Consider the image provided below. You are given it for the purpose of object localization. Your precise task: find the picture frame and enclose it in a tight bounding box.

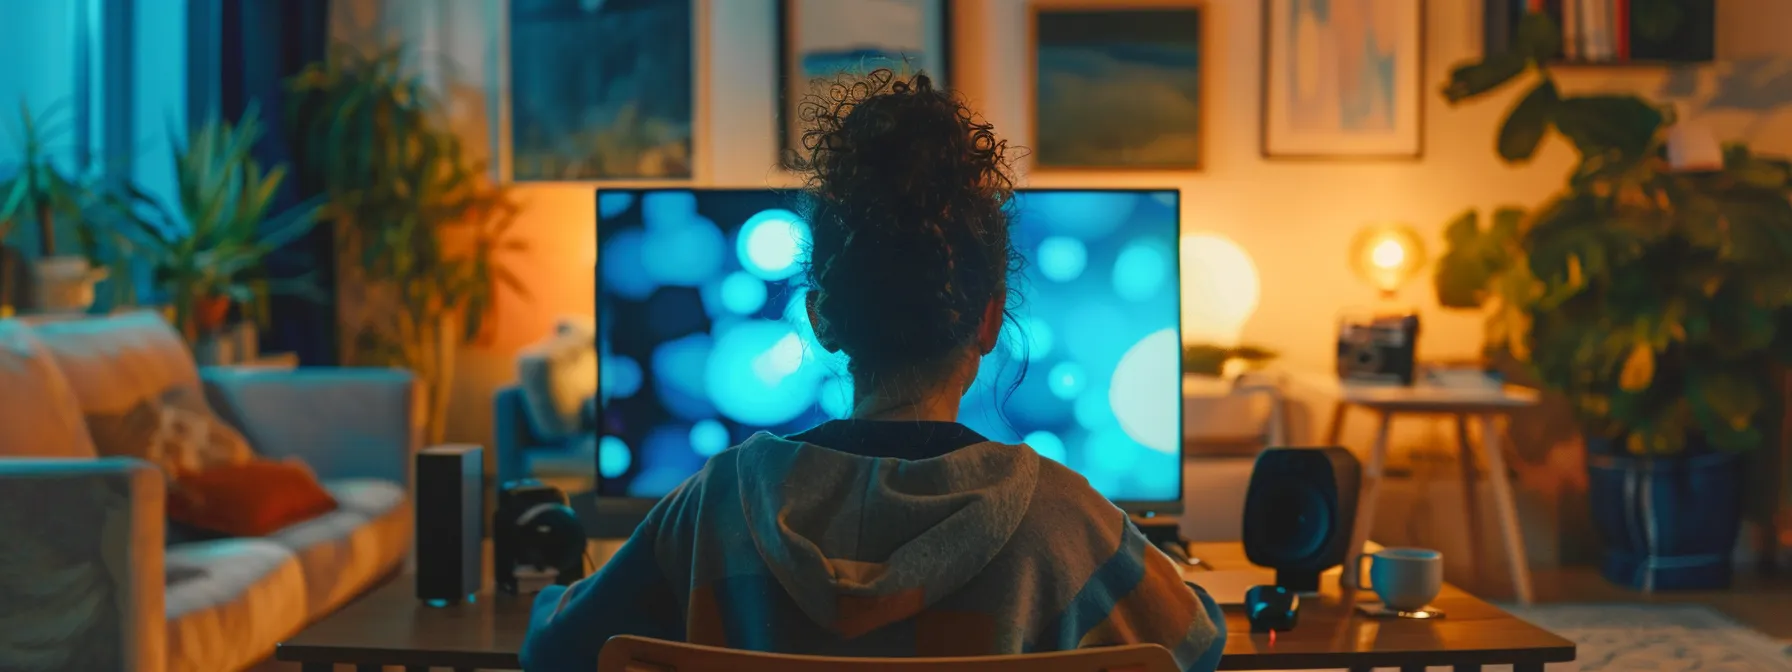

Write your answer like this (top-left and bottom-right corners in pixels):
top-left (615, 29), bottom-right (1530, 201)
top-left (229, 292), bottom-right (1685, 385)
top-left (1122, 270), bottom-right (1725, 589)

top-left (777, 0), bottom-right (953, 169)
top-left (507, 0), bottom-right (696, 182)
top-left (1027, 0), bottom-right (1206, 171)
top-left (1260, 0), bottom-right (1425, 160)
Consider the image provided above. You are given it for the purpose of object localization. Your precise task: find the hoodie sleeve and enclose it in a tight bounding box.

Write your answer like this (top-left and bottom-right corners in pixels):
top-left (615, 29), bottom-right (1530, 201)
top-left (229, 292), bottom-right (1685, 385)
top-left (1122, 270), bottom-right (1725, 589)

top-left (518, 499), bottom-right (686, 671)
top-left (1069, 519), bottom-right (1227, 672)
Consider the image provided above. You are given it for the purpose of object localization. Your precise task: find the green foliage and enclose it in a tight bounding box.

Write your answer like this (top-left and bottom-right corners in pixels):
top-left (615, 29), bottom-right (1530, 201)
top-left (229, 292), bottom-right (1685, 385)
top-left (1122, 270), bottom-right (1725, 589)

top-left (1183, 343), bottom-right (1278, 377)
top-left (117, 108), bottom-right (322, 342)
top-left (286, 47), bottom-right (527, 443)
top-left (0, 100), bottom-right (118, 262)
top-left (1434, 14), bottom-right (1792, 455)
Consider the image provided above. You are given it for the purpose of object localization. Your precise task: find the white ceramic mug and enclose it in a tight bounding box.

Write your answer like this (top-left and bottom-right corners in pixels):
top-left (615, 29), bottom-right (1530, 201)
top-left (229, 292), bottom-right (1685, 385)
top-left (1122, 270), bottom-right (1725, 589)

top-left (1353, 547), bottom-right (1442, 611)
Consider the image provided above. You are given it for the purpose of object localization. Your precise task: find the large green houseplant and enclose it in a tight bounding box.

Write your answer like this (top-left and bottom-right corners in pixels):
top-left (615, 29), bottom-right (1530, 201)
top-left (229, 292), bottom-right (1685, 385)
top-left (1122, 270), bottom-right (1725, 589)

top-left (1435, 14), bottom-right (1792, 589)
top-left (118, 108), bottom-right (322, 347)
top-left (286, 47), bottom-right (527, 444)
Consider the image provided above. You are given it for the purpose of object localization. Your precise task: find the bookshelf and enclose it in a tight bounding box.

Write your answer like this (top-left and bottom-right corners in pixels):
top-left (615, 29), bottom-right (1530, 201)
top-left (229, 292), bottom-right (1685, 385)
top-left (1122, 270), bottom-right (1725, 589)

top-left (1485, 0), bottom-right (1715, 67)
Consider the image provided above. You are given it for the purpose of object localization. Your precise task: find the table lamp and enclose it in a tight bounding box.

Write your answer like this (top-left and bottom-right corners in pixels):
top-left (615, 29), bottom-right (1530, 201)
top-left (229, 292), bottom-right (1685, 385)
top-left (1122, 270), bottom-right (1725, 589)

top-left (1348, 223), bottom-right (1427, 303)
top-left (1338, 223), bottom-right (1425, 385)
top-left (1180, 233), bottom-right (1260, 348)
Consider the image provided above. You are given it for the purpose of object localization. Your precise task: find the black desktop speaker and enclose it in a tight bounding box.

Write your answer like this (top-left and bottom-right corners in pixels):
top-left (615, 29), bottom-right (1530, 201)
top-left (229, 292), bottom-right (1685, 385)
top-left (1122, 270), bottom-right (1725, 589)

top-left (416, 445), bottom-right (484, 605)
top-left (1242, 447), bottom-right (1362, 593)
top-left (494, 479), bottom-right (587, 595)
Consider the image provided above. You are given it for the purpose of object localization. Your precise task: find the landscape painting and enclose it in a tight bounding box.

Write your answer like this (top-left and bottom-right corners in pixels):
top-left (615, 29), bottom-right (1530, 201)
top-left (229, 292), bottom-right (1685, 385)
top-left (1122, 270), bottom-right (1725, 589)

top-left (1261, 0), bottom-right (1423, 159)
top-left (780, 0), bottom-right (950, 166)
top-left (509, 0), bottom-right (693, 181)
top-left (1030, 0), bottom-right (1204, 170)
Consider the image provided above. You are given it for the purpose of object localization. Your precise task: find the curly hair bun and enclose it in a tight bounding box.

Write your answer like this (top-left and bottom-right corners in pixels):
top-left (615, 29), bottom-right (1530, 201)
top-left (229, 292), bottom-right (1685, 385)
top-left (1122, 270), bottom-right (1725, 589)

top-left (791, 69), bottom-right (1020, 381)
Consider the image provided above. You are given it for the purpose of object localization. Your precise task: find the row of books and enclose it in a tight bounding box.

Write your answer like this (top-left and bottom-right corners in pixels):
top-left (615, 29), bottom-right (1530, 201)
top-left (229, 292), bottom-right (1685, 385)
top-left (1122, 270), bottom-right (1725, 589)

top-left (1484, 0), bottom-right (1715, 65)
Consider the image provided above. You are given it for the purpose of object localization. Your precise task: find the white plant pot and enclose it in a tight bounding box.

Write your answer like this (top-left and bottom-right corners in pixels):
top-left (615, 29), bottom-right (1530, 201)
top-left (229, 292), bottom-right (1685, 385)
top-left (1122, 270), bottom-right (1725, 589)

top-left (32, 256), bottom-right (107, 315)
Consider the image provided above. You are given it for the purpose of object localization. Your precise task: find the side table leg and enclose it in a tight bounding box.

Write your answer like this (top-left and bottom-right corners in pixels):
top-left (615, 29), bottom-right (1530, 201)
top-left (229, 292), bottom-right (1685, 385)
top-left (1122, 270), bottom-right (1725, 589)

top-left (1325, 402), bottom-right (1348, 445)
top-left (1456, 414), bottom-right (1486, 590)
top-left (1343, 411), bottom-right (1392, 590)
top-left (1478, 413), bottom-right (1535, 604)
top-left (1514, 664), bottom-right (1545, 672)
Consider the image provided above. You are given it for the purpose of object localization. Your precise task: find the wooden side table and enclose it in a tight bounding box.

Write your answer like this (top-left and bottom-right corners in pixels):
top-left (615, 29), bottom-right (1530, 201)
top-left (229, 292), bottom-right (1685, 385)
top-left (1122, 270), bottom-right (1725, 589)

top-left (1316, 379), bottom-right (1541, 604)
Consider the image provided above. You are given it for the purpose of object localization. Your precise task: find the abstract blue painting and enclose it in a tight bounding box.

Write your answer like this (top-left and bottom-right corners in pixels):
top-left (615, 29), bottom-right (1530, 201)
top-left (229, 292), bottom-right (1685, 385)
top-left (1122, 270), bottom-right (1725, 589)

top-left (1262, 0), bottom-right (1423, 158)
top-left (1031, 2), bottom-right (1203, 169)
top-left (779, 0), bottom-right (950, 165)
top-left (509, 0), bottom-right (693, 181)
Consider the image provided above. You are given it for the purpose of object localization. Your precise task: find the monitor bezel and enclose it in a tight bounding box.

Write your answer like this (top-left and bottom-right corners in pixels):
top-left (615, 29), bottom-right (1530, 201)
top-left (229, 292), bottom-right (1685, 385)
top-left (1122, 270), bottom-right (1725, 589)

top-left (588, 187), bottom-right (1186, 535)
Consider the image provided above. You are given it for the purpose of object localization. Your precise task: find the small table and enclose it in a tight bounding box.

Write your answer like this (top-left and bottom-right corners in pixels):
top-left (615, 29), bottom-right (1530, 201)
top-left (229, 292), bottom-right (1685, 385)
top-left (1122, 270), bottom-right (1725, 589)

top-left (277, 540), bottom-right (1573, 671)
top-left (1311, 377), bottom-right (1542, 604)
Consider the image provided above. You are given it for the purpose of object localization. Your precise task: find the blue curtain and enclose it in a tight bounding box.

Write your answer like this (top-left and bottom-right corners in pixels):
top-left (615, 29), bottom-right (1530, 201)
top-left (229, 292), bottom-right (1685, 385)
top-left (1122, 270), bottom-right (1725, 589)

top-left (217, 0), bottom-right (336, 365)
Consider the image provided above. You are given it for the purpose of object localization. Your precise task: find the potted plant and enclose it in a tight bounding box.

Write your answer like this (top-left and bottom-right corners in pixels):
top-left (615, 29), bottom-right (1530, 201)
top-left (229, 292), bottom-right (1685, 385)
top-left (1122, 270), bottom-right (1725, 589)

top-left (287, 47), bottom-right (527, 444)
top-left (119, 108), bottom-right (322, 354)
top-left (1182, 343), bottom-right (1278, 378)
top-left (0, 101), bottom-right (117, 314)
top-left (1435, 14), bottom-right (1792, 589)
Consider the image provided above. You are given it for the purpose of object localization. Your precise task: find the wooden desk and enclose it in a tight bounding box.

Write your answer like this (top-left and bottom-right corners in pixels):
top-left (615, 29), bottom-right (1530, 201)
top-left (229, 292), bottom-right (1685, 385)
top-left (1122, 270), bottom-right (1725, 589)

top-left (277, 540), bottom-right (1572, 671)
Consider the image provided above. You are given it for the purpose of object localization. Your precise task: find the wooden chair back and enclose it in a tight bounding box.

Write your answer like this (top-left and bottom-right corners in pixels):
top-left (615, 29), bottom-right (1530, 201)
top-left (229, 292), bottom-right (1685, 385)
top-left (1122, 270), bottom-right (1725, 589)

top-left (596, 636), bottom-right (1179, 672)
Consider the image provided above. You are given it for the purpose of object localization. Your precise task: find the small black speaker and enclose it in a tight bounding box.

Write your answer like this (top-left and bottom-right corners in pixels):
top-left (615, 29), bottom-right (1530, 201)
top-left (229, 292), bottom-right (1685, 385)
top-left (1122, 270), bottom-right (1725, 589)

top-left (416, 444), bottom-right (484, 605)
top-left (1243, 447), bottom-right (1361, 593)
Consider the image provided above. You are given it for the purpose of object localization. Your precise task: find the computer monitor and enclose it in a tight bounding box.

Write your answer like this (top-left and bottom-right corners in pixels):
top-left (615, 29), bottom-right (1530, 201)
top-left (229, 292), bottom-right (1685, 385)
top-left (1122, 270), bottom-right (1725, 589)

top-left (595, 188), bottom-right (1182, 524)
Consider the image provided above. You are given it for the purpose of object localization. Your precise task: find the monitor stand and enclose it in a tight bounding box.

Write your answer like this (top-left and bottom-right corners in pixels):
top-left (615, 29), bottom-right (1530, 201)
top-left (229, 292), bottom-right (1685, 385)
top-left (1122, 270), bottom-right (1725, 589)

top-left (1132, 514), bottom-right (1206, 569)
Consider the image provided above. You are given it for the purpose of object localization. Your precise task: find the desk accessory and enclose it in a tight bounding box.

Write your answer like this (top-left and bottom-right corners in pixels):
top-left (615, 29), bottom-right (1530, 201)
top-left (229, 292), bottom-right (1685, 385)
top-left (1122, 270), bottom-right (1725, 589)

top-left (1244, 585), bottom-right (1300, 632)
top-left (1336, 311), bottom-right (1420, 385)
top-left (1243, 447), bottom-right (1362, 592)
top-left (494, 479), bottom-right (587, 595)
top-left (416, 445), bottom-right (483, 605)
top-left (1352, 547), bottom-right (1443, 612)
top-left (1356, 603), bottom-right (1446, 619)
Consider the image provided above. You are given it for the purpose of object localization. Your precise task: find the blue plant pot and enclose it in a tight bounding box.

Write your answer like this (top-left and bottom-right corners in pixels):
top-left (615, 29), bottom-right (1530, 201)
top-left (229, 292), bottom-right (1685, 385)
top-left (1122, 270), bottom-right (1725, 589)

top-left (1586, 439), bottom-right (1743, 591)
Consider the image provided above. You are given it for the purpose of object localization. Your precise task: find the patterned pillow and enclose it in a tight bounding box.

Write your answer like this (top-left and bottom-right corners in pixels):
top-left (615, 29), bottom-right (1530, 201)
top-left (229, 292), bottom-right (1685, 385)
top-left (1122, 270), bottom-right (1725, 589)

top-left (516, 318), bottom-right (598, 441)
top-left (84, 386), bottom-right (253, 479)
top-left (30, 311), bottom-right (255, 478)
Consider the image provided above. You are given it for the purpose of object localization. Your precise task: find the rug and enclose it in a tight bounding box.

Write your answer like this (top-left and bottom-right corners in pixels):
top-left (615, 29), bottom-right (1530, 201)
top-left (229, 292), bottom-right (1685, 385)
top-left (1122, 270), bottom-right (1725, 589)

top-left (1399, 604), bottom-right (1792, 671)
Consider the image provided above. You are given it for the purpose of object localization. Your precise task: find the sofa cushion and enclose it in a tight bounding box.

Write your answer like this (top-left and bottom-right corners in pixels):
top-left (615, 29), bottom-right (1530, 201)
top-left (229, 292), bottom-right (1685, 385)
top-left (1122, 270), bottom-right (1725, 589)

top-left (267, 478), bottom-right (412, 618)
top-left (516, 317), bottom-right (598, 441)
top-left (0, 319), bottom-right (98, 458)
top-left (30, 312), bottom-right (253, 475)
top-left (165, 538), bottom-right (306, 672)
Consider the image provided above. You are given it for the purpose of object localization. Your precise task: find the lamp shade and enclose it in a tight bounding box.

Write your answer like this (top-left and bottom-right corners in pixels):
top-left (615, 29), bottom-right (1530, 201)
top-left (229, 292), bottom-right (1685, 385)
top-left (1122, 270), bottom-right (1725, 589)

top-left (1349, 223), bottom-right (1426, 295)
top-left (1181, 233), bottom-right (1260, 347)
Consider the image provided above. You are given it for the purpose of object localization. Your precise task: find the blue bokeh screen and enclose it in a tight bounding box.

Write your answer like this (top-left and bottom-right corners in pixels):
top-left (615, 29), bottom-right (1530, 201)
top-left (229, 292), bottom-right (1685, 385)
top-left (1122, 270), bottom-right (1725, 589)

top-left (597, 189), bottom-right (1182, 503)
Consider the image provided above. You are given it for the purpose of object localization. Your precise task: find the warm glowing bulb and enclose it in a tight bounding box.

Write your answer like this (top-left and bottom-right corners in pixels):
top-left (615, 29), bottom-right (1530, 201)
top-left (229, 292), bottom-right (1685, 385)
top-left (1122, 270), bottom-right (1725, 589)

top-left (1350, 224), bottom-right (1426, 295)
top-left (1180, 233), bottom-right (1260, 347)
top-left (1370, 239), bottom-right (1406, 270)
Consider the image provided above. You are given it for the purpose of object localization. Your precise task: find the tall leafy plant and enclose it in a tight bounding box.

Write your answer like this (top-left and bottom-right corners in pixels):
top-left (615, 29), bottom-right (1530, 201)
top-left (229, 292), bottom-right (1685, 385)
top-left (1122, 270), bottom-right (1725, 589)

top-left (0, 101), bottom-right (115, 262)
top-left (1435, 14), bottom-right (1792, 455)
top-left (119, 109), bottom-right (322, 343)
top-left (287, 47), bottom-right (527, 444)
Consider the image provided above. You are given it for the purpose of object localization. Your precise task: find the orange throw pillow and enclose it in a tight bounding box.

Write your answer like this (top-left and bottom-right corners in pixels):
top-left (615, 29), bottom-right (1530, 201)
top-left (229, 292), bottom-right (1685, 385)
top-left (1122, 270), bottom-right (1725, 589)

top-left (168, 459), bottom-right (339, 537)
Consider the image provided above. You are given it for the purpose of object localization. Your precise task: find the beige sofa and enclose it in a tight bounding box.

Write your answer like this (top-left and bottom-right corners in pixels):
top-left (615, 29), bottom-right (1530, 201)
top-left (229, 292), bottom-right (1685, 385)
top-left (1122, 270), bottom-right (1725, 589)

top-left (0, 312), bottom-right (415, 672)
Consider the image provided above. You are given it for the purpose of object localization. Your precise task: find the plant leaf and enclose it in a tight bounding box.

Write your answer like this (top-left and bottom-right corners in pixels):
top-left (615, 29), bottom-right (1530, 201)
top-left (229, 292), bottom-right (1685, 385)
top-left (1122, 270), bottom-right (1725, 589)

top-left (1443, 54), bottom-right (1530, 105)
top-left (1499, 79), bottom-right (1559, 162)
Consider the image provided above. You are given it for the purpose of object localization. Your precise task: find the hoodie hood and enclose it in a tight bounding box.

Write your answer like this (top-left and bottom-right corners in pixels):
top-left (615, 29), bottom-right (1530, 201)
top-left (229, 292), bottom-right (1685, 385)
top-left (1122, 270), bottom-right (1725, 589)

top-left (733, 432), bottom-right (1039, 639)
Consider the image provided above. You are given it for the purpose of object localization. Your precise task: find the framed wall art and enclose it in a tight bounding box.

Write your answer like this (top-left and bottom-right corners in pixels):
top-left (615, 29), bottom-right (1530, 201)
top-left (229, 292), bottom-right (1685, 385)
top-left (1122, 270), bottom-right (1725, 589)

top-left (1261, 0), bottom-right (1425, 160)
top-left (778, 0), bottom-right (952, 167)
top-left (1028, 0), bottom-right (1205, 171)
top-left (508, 0), bottom-right (694, 181)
